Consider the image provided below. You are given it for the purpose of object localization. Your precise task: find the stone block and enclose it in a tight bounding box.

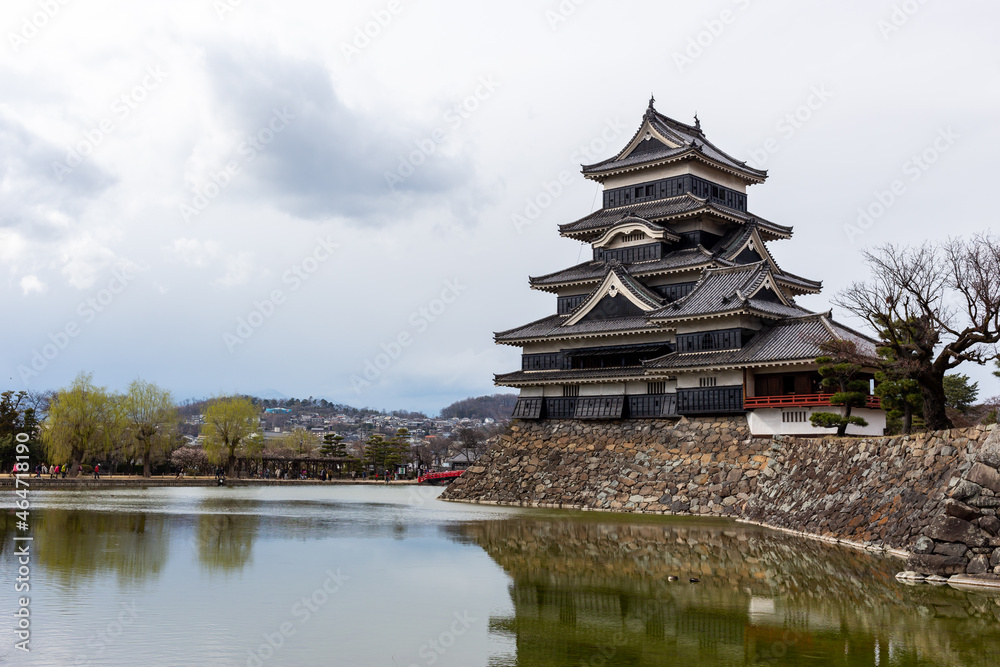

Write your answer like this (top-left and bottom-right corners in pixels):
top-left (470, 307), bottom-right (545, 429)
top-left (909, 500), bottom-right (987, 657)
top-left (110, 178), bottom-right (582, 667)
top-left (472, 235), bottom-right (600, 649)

top-left (944, 499), bottom-right (981, 521)
top-left (925, 515), bottom-right (990, 547)
top-left (950, 478), bottom-right (983, 501)
top-left (992, 549), bottom-right (1000, 569)
top-left (912, 536), bottom-right (934, 554)
top-left (933, 542), bottom-right (968, 558)
top-left (978, 427), bottom-right (1000, 468)
top-left (980, 515), bottom-right (1000, 537)
top-left (906, 553), bottom-right (968, 576)
top-left (967, 554), bottom-right (991, 575)
top-left (967, 462), bottom-right (1000, 495)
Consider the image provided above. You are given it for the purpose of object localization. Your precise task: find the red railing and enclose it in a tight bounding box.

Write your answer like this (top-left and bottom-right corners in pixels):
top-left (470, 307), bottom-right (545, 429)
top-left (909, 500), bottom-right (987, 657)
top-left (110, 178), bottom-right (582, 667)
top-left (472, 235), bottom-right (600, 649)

top-left (417, 470), bottom-right (464, 484)
top-left (743, 393), bottom-right (881, 410)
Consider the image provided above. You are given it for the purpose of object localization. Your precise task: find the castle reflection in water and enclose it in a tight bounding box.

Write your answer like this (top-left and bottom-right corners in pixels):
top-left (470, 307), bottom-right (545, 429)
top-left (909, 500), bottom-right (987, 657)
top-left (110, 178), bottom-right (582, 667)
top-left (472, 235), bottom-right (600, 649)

top-left (457, 516), bottom-right (1000, 667)
top-left (4, 498), bottom-right (1000, 666)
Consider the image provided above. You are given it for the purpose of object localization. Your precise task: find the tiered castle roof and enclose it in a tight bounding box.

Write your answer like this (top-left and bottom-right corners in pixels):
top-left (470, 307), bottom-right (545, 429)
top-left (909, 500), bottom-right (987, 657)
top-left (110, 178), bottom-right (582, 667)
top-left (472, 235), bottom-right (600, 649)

top-left (494, 99), bottom-right (876, 390)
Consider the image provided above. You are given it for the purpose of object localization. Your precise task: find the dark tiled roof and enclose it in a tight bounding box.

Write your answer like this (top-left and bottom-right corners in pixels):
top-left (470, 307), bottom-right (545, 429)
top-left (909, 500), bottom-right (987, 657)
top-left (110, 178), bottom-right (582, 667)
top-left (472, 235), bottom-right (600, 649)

top-left (649, 263), bottom-right (811, 322)
top-left (581, 104), bottom-right (767, 183)
top-left (495, 367), bottom-right (653, 386)
top-left (774, 271), bottom-right (823, 292)
top-left (559, 196), bottom-right (792, 241)
top-left (559, 194), bottom-right (706, 235)
top-left (530, 248), bottom-right (714, 288)
top-left (643, 314), bottom-right (878, 370)
top-left (561, 263), bottom-right (664, 322)
top-left (495, 314), bottom-right (662, 344)
top-left (610, 263), bottom-right (664, 309)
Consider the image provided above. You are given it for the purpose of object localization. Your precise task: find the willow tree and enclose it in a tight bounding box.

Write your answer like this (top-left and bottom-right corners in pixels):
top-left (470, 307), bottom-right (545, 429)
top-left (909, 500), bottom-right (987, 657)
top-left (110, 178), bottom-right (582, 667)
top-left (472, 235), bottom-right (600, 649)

top-left (835, 234), bottom-right (1000, 430)
top-left (201, 396), bottom-right (261, 477)
top-left (43, 373), bottom-right (121, 476)
top-left (123, 379), bottom-right (179, 477)
top-left (284, 428), bottom-right (320, 456)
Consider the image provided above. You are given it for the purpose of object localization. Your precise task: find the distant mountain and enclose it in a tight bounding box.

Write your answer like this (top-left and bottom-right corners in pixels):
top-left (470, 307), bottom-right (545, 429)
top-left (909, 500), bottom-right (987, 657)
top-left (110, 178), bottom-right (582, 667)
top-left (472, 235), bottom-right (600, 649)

top-left (439, 394), bottom-right (518, 421)
top-left (253, 388), bottom-right (290, 400)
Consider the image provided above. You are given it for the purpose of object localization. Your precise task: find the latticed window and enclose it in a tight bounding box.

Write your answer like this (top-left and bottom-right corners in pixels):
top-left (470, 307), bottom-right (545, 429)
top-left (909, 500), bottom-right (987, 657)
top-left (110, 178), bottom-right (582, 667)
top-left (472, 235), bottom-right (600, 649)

top-left (562, 385), bottom-right (579, 397)
top-left (647, 381), bottom-right (666, 395)
top-left (699, 377), bottom-right (718, 388)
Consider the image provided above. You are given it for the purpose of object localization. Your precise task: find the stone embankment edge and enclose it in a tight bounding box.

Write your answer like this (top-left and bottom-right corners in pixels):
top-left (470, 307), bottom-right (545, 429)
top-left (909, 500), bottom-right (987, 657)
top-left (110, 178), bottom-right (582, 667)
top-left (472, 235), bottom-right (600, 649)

top-left (442, 496), bottom-right (910, 560)
top-left (443, 419), bottom-right (1000, 589)
top-left (0, 478), bottom-right (416, 489)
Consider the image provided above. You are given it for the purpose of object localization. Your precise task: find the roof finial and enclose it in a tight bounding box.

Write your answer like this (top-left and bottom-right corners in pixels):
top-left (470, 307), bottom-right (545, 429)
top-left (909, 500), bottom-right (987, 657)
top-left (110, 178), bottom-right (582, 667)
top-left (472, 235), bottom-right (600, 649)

top-left (648, 94), bottom-right (655, 109)
top-left (694, 112), bottom-right (701, 131)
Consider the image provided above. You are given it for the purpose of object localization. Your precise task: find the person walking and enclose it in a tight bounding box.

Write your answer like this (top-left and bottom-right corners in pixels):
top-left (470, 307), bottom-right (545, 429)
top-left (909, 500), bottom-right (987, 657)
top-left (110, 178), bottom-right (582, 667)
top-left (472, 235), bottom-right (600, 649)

top-left (93, 463), bottom-right (100, 480)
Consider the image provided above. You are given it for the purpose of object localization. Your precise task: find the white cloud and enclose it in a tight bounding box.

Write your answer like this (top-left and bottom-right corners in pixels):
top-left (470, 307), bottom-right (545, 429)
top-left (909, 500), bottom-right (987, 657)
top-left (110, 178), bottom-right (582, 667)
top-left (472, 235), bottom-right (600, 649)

top-left (0, 0), bottom-right (998, 410)
top-left (169, 237), bottom-right (220, 268)
top-left (57, 236), bottom-right (118, 289)
top-left (215, 251), bottom-right (254, 288)
top-left (19, 274), bottom-right (46, 295)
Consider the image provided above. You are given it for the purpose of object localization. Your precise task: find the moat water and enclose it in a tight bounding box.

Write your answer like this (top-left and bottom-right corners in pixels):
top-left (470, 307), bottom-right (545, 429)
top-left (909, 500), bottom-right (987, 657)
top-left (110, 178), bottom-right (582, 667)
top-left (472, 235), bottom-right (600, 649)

top-left (2, 486), bottom-right (998, 666)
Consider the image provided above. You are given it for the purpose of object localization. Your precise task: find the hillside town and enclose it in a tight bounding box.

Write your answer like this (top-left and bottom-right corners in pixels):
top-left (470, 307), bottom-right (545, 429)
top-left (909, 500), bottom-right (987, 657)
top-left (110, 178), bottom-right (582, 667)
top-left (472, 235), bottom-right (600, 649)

top-left (177, 399), bottom-right (507, 475)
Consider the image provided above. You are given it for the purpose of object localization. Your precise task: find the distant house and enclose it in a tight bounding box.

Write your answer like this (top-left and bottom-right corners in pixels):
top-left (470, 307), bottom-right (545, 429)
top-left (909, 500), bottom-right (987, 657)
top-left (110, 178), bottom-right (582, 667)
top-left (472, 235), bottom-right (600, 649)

top-left (445, 452), bottom-right (476, 471)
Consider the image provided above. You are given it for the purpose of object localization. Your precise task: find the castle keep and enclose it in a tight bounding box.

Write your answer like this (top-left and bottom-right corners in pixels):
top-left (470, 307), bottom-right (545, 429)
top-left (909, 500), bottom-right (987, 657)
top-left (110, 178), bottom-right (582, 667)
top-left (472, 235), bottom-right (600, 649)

top-left (497, 99), bottom-right (885, 436)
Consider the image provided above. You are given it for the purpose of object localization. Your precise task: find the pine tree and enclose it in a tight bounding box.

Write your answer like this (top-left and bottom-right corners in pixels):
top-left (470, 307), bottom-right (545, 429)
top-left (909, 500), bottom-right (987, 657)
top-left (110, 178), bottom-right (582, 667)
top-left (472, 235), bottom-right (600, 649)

top-left (809, 340), bottom-right (871, 437)
top-left (943, 374), bottom-right (979, 414)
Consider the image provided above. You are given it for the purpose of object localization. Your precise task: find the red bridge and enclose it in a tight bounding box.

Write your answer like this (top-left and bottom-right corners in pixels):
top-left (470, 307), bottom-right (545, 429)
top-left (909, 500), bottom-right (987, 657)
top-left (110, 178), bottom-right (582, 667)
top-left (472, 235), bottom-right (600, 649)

top-left (417, 470), bottom-right (464, 485)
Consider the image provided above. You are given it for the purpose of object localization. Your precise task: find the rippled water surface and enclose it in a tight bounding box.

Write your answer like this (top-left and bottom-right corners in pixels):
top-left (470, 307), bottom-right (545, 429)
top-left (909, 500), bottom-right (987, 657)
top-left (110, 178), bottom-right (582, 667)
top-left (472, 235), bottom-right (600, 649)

top-left (2, 485), bottom-right (998, 666)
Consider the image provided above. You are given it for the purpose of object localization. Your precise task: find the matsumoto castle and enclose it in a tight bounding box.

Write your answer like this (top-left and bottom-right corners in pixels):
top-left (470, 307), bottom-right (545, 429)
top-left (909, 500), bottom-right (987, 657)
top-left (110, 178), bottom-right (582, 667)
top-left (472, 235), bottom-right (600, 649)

top-left (497, 99), bottom-right (885, 437)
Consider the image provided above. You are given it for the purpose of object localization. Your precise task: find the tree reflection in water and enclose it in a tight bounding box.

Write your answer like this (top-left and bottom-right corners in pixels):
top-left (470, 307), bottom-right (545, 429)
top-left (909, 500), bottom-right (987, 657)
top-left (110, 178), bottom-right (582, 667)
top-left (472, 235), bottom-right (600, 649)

top-left (194, 498), bottom-right (260, 572)
top-left (1, 509), bottom-right (169, 586)
top-left (458, 515), bottom-right (1000, 667)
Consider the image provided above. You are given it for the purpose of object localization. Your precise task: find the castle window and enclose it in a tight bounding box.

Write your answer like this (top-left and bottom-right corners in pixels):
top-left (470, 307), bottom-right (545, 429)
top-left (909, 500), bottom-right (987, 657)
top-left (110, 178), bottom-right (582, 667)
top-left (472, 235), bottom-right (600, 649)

top-left (699, 377), bottom-right (718, 388)
top-left (563, 385), bottom-right (579, 397)
top-left (782, 411), bottom-right (807, 423)
top-left (647, 381), bottom-right (666, 395)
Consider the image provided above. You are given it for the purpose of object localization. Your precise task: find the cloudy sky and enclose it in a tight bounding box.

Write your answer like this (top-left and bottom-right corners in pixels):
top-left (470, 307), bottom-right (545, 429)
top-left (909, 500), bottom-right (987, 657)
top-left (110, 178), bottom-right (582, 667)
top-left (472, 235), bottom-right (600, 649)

top-left (2, 0), bottom-right (999, 413)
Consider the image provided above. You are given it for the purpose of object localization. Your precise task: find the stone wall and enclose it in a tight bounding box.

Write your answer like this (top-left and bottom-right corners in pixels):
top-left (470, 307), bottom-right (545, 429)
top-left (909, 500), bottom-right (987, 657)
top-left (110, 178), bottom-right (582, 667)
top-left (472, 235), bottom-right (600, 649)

top-left (902, 428), bottom-right (1000, 580)
top-left (444, 417), bottom-right (772, 517)
top-left (443, 417), bottom-right (998, 579)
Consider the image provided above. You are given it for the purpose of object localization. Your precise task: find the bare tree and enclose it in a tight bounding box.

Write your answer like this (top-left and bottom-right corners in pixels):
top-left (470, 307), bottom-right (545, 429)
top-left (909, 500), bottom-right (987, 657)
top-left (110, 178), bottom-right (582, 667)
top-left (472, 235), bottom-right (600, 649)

top-left (454, 427), bottom-right (489, 464)
top-left (835, 233), bottom-right (1000, 430)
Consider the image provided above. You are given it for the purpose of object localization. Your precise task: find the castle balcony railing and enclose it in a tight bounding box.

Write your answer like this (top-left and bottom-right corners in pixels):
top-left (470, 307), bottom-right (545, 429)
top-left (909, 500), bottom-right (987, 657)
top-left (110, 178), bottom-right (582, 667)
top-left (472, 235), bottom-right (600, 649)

top-left (743, 393), bottom-right (881, 410)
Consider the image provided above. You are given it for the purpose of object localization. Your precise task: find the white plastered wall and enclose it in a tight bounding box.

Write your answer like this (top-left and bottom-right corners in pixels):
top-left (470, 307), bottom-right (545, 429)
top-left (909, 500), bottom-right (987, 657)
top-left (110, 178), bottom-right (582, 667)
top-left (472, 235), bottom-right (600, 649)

top-left (747, 407), bottom-right (886, 437)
